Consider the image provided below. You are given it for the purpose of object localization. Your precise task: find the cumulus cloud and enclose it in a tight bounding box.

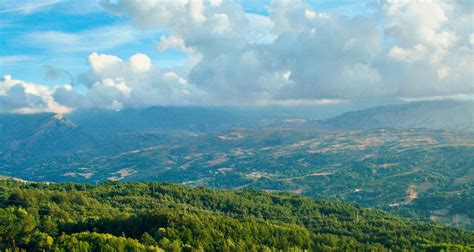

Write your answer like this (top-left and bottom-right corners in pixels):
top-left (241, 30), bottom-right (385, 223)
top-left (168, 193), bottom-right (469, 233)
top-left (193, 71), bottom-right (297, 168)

top-left (388, 44), bottom-right (428, 63)
top-left (2, 0), bottom-right (473, 113)
top-left (99, 0), bottom-right (473, 104)
top-left (128, 54), bottom-right (152, 73)
top-left (53, 52), bottom-right (203, 110)
top-left (156, 35), bottom-right (190, 52)
top-left (88, 52), bottom-right (124, 77)
top-left (0, 75), bottom-right (70, 113)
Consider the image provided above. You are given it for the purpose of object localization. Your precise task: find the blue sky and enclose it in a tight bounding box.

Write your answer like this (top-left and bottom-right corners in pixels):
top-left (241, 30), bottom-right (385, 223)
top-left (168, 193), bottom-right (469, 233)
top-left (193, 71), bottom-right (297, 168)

top-left (0, 0), bottom-right (373, 86)
top-left (0, 0), bottom-right (471, 113)
top-left (1, 0), bottom-right (182, 84)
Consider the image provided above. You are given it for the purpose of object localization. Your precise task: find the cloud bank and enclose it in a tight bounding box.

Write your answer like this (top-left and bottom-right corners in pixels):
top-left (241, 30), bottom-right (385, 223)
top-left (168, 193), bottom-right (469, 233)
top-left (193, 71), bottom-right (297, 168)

top-left (1, 0), bottom-right (473, 113)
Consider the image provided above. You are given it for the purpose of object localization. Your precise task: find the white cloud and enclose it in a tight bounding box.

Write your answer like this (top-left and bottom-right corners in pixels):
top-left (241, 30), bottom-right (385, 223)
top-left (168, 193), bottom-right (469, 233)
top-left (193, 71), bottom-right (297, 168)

top-left (209, 0), bottom-right (222, 7)
top-left (269, 0), bottom-right (313, 34)
top-left (304, 10), bottom-right (316, 20)
top-left (342, 64), bottom-right (380, 84)
top-left (89, 52), bottom-right (123, 75)
top-left (3, 0), bottom-right (473, 113)
top-left (108, 100), bottom-right (124, 111)
top-left (53, 52), bottom-right (204, 110)
top-left (383, 0), bottom-right (448, 44)
top-left (212, 13), bottom-right (230, 34)
top-left (20, 24), bottom-right (154, 53)
top-left (437, 66), bottom-right (449, 80)
top-left (0, 75), bottom-right (71, 113)
top-left (245, 13), bottom-right (276, 44)
top-left (0, 55), bottom-right (33, 65)
top-left (0, 0), bottom-right (60, 14)
top-left (190, 0), bottom-right (206, 23)
top-left (101, 0), bottom-right (191, 29)
top-left (388, 44), bottom-right (428, 63)
top-left (256, 98), bottom-right (345, 107)
top-left (128, 54), bottom-right (151, 73)
top-left (382, 0), bottom-right (459, 64)
top-left (156, 35), bottom-right (189, 52)
top-left (66, 0), bottom-right (474, 106)
top-left (100, 78), bottom-right (131, 97)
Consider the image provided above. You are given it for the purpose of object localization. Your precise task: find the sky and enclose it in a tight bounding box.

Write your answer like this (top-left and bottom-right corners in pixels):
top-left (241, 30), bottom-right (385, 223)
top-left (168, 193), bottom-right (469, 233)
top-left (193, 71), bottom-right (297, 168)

top-left (0, 0), bottom-right (472, 113)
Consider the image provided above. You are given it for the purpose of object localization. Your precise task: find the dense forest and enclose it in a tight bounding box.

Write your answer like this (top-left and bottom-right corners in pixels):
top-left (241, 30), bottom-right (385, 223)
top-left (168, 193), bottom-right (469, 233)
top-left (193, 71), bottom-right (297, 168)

top-left (0, 180), bottom-right (472, 251)
top-left (2, 109), bottom-right (473, 229)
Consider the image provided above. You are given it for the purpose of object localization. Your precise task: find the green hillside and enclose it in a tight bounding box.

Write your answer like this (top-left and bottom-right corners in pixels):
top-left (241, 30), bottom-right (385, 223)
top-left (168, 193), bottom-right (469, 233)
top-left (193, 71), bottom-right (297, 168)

top-left (0, 180), bottom-right (472, 251)
top-left (4, 126), bottom-right (472, 230)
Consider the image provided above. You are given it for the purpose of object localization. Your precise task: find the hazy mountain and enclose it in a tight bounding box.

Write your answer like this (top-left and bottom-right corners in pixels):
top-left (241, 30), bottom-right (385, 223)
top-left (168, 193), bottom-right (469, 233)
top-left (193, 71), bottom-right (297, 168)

top-left (0, 113), bottom-right (97, 160)
top-left (0, 100), bottom-right (470, 160)
top-left (0, 101), bottom-right (473, 229)
top-left (66, 101), bottom-right (406, 134)
top-left (321, 100), bottom-right (474, 130)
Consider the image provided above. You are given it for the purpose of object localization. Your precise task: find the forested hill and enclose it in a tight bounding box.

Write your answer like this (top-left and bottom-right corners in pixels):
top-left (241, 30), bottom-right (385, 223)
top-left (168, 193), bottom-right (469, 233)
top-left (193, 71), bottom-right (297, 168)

top-left (321, 100), bottom-right (473, 130)
top-left (0, 180), bottom-right (472, 251)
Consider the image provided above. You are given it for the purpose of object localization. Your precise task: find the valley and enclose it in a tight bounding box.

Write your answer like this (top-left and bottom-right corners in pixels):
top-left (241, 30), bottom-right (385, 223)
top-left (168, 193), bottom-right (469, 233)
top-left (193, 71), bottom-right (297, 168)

top-left (1, 102), bottom-right (473, 230)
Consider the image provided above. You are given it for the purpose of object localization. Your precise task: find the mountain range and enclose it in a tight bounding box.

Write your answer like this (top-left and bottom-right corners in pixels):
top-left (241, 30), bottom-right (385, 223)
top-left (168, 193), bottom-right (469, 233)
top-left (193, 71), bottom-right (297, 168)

top-left (322, 100), bottom-right (473, 130)
top-left (1, 100), bottom-right (472, 141)
top-left (0, 100), bottom-right (473, 230)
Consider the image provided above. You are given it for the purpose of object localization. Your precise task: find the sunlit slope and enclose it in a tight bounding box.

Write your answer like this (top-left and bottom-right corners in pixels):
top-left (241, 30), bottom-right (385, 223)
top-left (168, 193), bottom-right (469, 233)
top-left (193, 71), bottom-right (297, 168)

top-left (0, 180), bottom-right (472, 251)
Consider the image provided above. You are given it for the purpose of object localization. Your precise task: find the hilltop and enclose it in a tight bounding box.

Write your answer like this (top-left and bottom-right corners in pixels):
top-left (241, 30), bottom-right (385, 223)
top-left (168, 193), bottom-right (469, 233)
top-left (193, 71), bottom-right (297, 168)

top-left (0, 180), bottom-right (472, 251)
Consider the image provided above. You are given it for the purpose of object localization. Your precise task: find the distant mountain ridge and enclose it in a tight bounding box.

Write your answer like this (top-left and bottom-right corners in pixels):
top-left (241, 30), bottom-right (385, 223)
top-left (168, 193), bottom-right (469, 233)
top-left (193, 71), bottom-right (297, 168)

top-left (0, 100), bottom-right (472, 158)
top-left (321, 100), bottom-right (473, 130)
top-left (0, 100), bottom-right (473, 229)
top-left (0, 113), bottom-right (97, 161)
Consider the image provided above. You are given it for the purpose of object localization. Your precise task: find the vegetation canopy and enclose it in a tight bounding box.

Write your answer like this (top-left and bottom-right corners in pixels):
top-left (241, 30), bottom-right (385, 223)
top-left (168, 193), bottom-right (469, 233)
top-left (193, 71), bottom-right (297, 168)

top-left (0, 180), bottom-right (472, 251)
